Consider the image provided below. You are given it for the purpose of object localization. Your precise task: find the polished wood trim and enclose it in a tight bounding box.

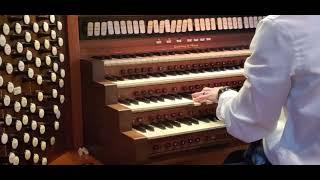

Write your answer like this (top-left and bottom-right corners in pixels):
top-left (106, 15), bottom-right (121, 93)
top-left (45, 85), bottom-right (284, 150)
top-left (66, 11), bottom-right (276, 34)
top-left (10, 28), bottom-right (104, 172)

top-left (66, 15), bottom-right (83, 149)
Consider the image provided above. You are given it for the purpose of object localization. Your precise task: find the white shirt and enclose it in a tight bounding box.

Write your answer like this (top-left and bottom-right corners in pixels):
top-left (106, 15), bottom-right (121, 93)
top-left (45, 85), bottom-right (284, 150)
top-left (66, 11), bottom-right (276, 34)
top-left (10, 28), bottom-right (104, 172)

top-left (216, 15), bottom-right (320, 165)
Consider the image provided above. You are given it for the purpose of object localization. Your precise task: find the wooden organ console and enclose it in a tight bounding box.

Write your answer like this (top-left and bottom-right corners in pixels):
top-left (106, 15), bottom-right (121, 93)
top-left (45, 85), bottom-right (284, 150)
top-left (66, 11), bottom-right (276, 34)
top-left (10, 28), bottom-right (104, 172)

top-left (0, 15), bottom-right (72, 165)
top-left (80, 15), bottom-right (265, 164)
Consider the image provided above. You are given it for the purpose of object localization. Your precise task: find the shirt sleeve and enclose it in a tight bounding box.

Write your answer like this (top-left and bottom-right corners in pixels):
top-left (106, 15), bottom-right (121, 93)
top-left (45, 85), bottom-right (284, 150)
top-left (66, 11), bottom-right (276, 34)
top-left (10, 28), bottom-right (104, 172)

top-left (216, 17), bottom-right (295, 143)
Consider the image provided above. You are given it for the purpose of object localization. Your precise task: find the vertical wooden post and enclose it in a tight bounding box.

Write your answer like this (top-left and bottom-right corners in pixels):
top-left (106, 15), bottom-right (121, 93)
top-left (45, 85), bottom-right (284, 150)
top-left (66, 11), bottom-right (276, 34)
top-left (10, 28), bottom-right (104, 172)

top-left (65, 15), bottom-right (83, 149)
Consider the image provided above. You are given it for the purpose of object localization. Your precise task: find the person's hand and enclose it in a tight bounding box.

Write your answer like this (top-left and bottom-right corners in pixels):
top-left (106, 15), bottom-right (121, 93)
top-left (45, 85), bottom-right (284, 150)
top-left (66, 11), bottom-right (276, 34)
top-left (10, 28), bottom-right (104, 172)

top-left (192, 87), bottom-right (224, 104)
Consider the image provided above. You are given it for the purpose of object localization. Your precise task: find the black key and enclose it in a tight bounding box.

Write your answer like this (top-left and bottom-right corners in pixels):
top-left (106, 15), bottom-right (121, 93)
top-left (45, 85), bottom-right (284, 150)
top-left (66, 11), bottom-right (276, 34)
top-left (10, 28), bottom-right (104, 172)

top-left (151, 122), bottom-right (166, 130)
top-left (115, 76), bottom-right (124, 81)
top-left (149, 96), bottom-right (158, 102)
top-left (105, 76), bottom-right (116, 81)
top-left (162, 121), bottom-right (174, 128)
top-left (177, 119), bottom-right (192, 126)
top-left (140, 74), bottom-right (149, 78)
top-left (173, 94), bottom-right (183, 99)
top-left (166, 94), bottom-right (176, 100)
top-left (159, 73), bottom-right (167, 77)
top-left (137, 97), bottom-right (150, 103)
top-left (207, 115), bottom-right (218, 121)
top-left (170, 121), bottom-right (181, 127)
top-left (134, 126), bottom-right (146, 133)
top-left (157, 96), bottom-right (165, 102)
top-left (128, 99), bottom-right (139, 105)
top-left (191, 69), bottom-right (200, 73)
top-left (197, 118), bottom-right (211, 123)
top-left (188, 118), bottom-right (199, 124)
top-left (167, 71), bottom-right (177, 76)
top-left (119, 99), bottom-right (130, 105)
top-left (127, 75), bottom-right (136, 80)
top-left (175, 71), bottom-right (184, 75)
top-left (143, 125), bottom-right (155, 131)
top-left (182, 93), bottom-right (192, 100)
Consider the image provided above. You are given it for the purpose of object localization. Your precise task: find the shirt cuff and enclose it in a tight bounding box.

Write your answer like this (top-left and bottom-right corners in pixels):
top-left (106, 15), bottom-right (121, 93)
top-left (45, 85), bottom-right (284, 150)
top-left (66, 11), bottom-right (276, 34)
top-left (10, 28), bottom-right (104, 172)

top-left (216, 90), bottom-right (238, 122)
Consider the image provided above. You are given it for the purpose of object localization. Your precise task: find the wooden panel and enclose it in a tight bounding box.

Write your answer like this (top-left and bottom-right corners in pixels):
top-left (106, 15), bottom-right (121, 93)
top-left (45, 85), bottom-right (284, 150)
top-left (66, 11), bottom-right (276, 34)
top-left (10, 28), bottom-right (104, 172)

top-left (66, 15), bottom-right (83, 149)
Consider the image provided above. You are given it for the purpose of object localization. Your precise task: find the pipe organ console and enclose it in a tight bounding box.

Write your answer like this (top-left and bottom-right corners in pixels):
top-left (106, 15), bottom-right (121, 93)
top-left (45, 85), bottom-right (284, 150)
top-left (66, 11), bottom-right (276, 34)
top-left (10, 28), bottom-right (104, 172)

top-left (0, 15), bottom-right (69, 165)
top-left (80, 15), bottom-right (265, 164)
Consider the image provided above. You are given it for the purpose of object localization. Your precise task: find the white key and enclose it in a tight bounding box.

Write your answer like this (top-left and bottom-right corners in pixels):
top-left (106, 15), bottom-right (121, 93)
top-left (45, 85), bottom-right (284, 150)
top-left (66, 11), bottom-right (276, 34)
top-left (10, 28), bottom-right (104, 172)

top-left (181, 19), bottom-right (188, 32)
top-left (120, 21), bottom-right (127, 34)
top-left (210, 18), bottom-right (216, 30)
top-left (113, 21), bottom-right (121, 35)
top-left (107, 21), bottom-right (114, 35)
top-left (159, 20), bottom-right (165, 34)
top-left (164, 19), bottom-right (171, 33)
top-left (253, 16), bottom-right (259, 28)
top-left (194, 18), bottom-right (200, 31)
top-left (170, 20), bottom-right (176, 33)
top-left (232, 17), bottom-right (238, 29)
top-left (126, 20), bottom-right (133, 34)
top-left (205, 18), bottom-right (211, 30)
top-left (248, 16), bottom-right (254, 28)
top-left (222, 17), bottom-right (228, 30)
top-left (147, 20), bottom-right (153, 34)
top-left (100, 22), bottom-right (107, 36)
top-left (199, 18), bottom-right (206, 31)
top-left (94, 22), bottom-right (100, 36)
top-left (122, 97), bottom-right (195, 112)
top-left (243, 16), bottom-right (249, 29)
top-left (133, 20), bottom-right (139, 34)
top-left (237, 17), bottom-right (243, 29)
top-left (103, 49), bottom-right (250, 66)
top-left (187, 18), bottom-right (193, 31)
top-left (176, 20), bottom-right (182, 33)
top-left (227, 17), bottom-right (233, 29)
top-left (114, 68), bottom-right (244, 88)
top-left (217, 17), bottom-right (223, 30)
top-left (134, 117), bottom-right (225, 139)
top-left (2, 93), bottom-right (10, 106)
top-left (138, 20), bottom-right (145, 34)
top-left (153, 20), bottom-right (159, 33)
